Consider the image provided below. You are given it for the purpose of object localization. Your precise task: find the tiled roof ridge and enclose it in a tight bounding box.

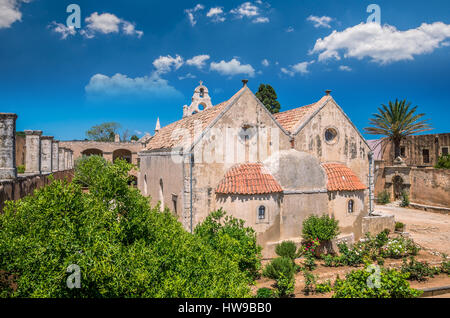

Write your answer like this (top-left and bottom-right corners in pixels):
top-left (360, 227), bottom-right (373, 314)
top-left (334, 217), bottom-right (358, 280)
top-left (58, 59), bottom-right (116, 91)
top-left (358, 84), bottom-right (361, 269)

top-left (216, 162), bottom-right (283, 195)
top-left (322, 162), bottom-right (367, 192)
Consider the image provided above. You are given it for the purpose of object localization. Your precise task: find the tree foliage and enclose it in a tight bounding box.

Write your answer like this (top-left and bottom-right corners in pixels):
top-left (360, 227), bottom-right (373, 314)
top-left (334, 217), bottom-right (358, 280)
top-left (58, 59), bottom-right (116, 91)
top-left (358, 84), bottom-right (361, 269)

top-left (302, 214), bottom-right (340, 242)
top-left (0, 157), bottom-right (253, 297)
top-left (86, 122), bottom-right (121, 142)
top-left (194, 209), bottom-right (262, 281)
top-left (255, 84), bottom-right (281, 114)
top-left (435, 154), bottom-right (450, 169)
top-left (364, 99), bottom-right (431, 158)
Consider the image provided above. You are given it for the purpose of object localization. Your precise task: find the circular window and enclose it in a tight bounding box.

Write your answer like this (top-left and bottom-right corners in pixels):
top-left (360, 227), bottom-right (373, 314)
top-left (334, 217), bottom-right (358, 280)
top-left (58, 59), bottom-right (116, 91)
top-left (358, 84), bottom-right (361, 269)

top-left (325, 128), bottom-right (338, 143)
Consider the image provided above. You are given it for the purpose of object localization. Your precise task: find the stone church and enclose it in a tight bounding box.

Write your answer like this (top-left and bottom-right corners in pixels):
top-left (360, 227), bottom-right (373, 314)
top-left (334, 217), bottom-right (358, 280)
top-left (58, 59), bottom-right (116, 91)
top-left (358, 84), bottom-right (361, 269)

top-left (138, 81), bottom-right (372, 257)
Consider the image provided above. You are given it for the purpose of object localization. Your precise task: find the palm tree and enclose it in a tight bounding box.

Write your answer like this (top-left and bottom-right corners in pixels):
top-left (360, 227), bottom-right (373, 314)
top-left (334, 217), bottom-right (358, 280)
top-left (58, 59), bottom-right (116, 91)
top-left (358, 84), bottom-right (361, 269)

top-left (365, 99), bottom-right (431, 159)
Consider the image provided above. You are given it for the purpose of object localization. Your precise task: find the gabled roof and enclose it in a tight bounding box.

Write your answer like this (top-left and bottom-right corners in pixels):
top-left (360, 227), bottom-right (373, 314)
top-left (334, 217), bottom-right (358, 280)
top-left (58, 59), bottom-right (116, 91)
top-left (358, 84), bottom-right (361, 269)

top-left (145, 87), bottom-right (245, 151)
top-left (273, 96), bottom-right (329, 133)
top-left (216, 163), bottom-right (283, 195)
top-left (322, 163), bottom-right (367, 192)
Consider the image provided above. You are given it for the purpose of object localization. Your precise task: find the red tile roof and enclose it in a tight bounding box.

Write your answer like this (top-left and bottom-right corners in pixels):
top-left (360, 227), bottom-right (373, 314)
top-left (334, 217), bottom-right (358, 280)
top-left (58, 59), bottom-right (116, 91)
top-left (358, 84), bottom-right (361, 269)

top-left (216, 163), bottom-right (283, 195)
top-left (145, 87), bottom-right (245, 151)
top-left (273, 96), bottom-right (329, 133)
top-left (322, 163), bottom-right (367, 192)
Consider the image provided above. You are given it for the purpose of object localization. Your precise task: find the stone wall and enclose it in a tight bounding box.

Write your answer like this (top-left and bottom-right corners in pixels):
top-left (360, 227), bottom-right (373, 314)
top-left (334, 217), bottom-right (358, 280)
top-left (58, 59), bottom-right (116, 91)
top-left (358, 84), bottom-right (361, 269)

top-left (15, 135), bottom-right (25, 167)
top-left (0, 170), bottom-right (74, 213)
top-left (410, 168), bottom-right (450, 208)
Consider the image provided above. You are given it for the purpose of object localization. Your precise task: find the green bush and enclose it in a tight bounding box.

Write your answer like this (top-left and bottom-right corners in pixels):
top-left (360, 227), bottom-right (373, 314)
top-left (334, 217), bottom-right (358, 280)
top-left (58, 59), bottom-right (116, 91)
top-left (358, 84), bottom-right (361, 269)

top-left (262, 257), bottom-right (296, 280)
top-left (400, 191), bottom-right (410, 207)
top-left (302, 214), bottom-right (340, 242)
top-left (401, 257), bottom-right (438, 281)
top-left (16, 165), bottom-right (25, 174)
top-left (377, 190), bottom-right (391, 204)
top-left (275, 272), bottom-right (295, 298)
top-left (315, 280), bottom-right (332, 294)
top-left (338, 242), bottom-right (364, 266)
top-left (0, 157), bottom-right (252, 298)
top-left (333, 266), bottom-right (422, 298)
top-left (441, 254), bottom-right (450, 275)
top-left (435, 154), bottom-right (450, 169)
top-left (256, 287), bottom-right (273, 298)
top-left (302, 270), bottom-right (316, 295)
top-left (275, 241), bottom-right (298, 260)
top-left (395, 222), bottom-right (405, 232)
top-left (194, 209), bottom-right (262, 281)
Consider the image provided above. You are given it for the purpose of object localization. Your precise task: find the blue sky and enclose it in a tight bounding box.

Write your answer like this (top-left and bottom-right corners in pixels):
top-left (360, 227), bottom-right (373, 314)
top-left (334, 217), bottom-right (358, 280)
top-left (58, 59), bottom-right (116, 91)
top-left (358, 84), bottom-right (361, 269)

top-left (1, 0), bottom-right (449, 140)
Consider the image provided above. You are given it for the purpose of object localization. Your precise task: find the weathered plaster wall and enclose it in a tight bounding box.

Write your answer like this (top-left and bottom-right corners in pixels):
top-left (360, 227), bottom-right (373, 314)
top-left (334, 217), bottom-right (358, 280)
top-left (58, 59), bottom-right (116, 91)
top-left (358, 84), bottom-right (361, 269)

top-left (15, 135), bottom-right (25, 167)
top-left (294, 100), bottom-right (370, 185)
top-left (0, 169), bottom-right (74, 213)
top-left (138, 153), bottom-right (185, 222)
top-left (410, 168), bottom-right (450, 208)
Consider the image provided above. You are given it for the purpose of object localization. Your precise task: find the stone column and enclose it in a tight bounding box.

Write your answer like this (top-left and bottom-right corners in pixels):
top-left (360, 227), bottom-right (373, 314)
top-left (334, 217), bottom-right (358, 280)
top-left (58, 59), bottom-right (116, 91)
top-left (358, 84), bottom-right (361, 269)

top-left (58, 147), bottom-right (65, 171)
top-left (0, 113), bottom-right (18, 179)
top-left (25, 130), bottom-right (42, 174)
top-left (64, 148), bottom-right (69, 170)
top-left (52, 140), bottom-right (59, 172)
top-left (40, 136), bottom-right (53, 174)
top-left (70, 151), bottom-right (74, 169)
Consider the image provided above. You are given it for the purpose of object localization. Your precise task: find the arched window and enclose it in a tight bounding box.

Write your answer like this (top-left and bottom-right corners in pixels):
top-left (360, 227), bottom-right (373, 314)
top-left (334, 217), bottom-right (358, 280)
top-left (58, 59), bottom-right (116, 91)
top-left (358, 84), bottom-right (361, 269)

top-left (347, 200), bottom-right (354, 213)
top-left (144, 174), bottom-right (148, 196)
top-left (258, 206), bottom-right (266, 220)
top-left (199, 88), bottom-right (205, 98)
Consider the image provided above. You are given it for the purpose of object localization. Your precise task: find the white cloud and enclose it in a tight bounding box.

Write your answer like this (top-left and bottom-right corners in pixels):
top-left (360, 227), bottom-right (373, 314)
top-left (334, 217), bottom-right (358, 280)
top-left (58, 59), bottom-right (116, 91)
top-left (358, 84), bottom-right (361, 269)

top-left (178, 73), bottom-right (197, 80)
top-left (0, 0), bottom-right (31, 29)
top-left (286, 26), bottom-right (294, 33)
top-left (262, 59), bottom-right (269, 67)
top-left (48, 22), bottom-right (76, 40)
top-left (186, 54), bottom-right (210, 69)
top-left (80, 12), bottom-right (143, 38)
top-left (210, 58), bottom-right (255, 77)
top-left (281, 61), bottom-right (314, 76)
top-left (307, 15), bottom-right (333, 28)
top-left (231, 2), bottom-right (259, 18)
top-left (206, 7), bottom-right (225, 23)
top-left (185, 4), bottom-right (204, 26)
top-left (253, 17), bottom-right (269, 24)
top-left (339, 65), bottom-right (352, 72)
top-left (311, 22), bottom-right (450, 64)
top-left (85, 73), bottom-right (182, 100)
top-left (153, 54), bottom-right (184, 74)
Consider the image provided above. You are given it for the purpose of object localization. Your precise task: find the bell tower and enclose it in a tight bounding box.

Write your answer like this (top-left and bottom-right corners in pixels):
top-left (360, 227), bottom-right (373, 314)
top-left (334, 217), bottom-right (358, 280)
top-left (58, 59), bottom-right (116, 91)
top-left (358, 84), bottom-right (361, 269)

top-left (183, 81), bottom-right (213, 118)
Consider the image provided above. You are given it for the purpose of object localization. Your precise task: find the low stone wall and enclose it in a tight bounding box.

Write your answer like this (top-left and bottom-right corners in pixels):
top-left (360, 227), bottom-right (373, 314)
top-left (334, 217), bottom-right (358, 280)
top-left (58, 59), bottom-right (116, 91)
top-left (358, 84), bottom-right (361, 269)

top-left (410, 168), bottom-right (450, 208)
top-left (362, 213), bottom-right (395, 235)
top-left (0, 170), bottom-right (74, 213)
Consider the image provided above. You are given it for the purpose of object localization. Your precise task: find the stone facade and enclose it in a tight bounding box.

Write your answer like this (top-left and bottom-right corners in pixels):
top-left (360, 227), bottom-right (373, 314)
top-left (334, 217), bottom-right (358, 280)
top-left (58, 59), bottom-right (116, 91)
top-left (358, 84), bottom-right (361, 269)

top-left (52, 140), bottom-right (59, 172)
top-left (40, 136), bottom-right (54, 174)
top-left (0, 113), bottom-right (18, 180)
top-left (138, 83), bottom-right (374, 257)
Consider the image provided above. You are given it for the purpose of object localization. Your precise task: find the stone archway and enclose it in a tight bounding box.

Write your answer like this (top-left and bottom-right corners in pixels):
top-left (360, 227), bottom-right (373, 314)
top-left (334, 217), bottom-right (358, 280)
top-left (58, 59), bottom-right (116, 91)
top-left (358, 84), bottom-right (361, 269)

top-left (81, 148), bottom-right (103, 157)
top-left (393, 175), bottom-right (404, 200)
top-left (113, 149), bottom-right (132, 163)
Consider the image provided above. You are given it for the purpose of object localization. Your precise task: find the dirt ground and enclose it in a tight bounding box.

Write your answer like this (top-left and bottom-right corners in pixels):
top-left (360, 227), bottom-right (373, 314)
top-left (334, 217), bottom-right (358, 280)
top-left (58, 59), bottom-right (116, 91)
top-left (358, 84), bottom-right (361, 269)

top-left (375, 203), bottom-right (450, 255)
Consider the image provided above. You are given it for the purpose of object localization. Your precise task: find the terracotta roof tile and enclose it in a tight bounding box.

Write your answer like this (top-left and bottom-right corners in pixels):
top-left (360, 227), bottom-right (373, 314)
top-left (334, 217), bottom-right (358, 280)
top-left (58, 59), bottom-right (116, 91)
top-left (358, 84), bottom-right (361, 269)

top-left (322, 163), bottom-right (367, 192)
top-left (273, 96), bottom-right (329, 133)
top-left (145, 87), bottom-right (245, 151)
top-left (216, 163), bottom-right (283, 195)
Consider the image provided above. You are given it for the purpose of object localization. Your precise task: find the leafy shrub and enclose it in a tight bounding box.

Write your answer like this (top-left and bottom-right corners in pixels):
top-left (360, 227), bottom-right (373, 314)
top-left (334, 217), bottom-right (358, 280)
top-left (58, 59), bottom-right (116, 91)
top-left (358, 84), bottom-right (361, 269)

top-left (275, 272), bottom-right (295, 298)
top-left (395, 222), bottom-right (405, 232)
top-left (435, 154), bottom-right (450, 169)
top-left (333, 266), bottom-right (422, 298)
top-left (377, 190), bottom-right (390, 204)
top-left (315, 280), bottom-right (332, 294)
top-left (275, 241), bottom-right (298, 260)
top-left (338, 242), bottom-right (364, 266)
top-left (302, 270), bottom-right (316, 295)
top-left (0, 157), bottom-right (252, 298)
top-left (302, 215), bottom-right (340, 242)
top-left (323, 254), bottom-right (342, 267)
top-left (16, 165), bottom-right (25, 174)
top-left (256, 287), bottom-right (273, 298)
top-left (401, 257), bottom-right (437, 281)
top-left (441, 254), bottom-right (450, 274)
top-left (262, 257), bottom-right (296, 280)
top-left (400, 191), bottom-right (410, 207)
top-left (195, 209), bottom-right (262, 280)
top-left (381, 238), bottom-right (409, 259)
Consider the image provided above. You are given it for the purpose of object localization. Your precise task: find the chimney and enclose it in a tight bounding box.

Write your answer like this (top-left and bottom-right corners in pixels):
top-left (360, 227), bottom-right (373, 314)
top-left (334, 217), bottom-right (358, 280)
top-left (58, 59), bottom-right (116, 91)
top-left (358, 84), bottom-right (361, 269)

top-left (242, 79), bottom-right (248, 87)
top-left (325, 89), bottom-right (332, 96)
